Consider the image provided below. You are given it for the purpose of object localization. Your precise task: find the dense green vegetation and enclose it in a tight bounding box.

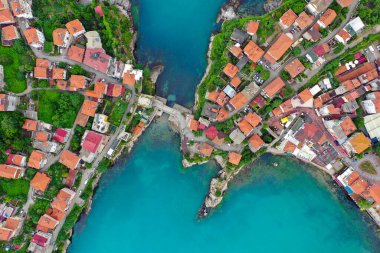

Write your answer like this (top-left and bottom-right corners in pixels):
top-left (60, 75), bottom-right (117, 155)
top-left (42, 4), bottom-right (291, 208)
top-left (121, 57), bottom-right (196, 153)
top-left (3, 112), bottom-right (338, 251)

top-left (109, 99), bottom-right (128, 127)
top-left (358, 0), bottom-right (380, 26)
top-left (45, 163), bottom-right (69, 199)
top-left (195, 0), bottom-right (306, 117)
top-left (0, 178), bottom-right (30, 204)
top-left (56, 204), bottom-right (84, 247)
top-left (36, 90), bottom-right (84, 128)
top-left (0, 112), bottom-right (32, 154)
top-left (70, 126), bottom-right (87, 152)
top-left (0, 40), bottom-right (34, 93)
top-left (32, 0), bottom-right (134, 60)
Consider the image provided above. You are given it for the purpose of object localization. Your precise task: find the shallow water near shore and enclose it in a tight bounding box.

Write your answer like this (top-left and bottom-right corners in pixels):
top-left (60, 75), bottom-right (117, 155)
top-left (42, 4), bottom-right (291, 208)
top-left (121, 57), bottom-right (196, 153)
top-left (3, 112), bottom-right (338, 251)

top-left (132, 0), bottom-right (226, 106)
top-left (69, 117), bottom-right (380, 253)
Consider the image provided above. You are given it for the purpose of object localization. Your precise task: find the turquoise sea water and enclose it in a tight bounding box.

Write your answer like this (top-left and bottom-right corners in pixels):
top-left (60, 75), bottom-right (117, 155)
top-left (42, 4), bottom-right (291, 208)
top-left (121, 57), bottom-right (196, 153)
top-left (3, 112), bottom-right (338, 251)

top-left (133, 0), bottom-right (225, 106)
top-left (69, 117), bottom-right (380, 252)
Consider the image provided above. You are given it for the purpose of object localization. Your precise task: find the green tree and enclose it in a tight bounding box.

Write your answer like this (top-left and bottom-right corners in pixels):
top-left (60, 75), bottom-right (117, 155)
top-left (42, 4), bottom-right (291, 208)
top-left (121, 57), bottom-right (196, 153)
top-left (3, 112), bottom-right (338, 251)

top-left (292, 47), bottom-right (302, 56)
top-left (260, 70), bottom-right (270, 80)
top-left (333, 42), bottom-right (345, 54)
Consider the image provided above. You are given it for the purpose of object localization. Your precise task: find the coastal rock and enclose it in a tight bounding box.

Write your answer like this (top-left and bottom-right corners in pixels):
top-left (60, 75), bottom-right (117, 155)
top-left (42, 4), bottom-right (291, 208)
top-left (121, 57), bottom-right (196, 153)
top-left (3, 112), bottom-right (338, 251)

top-left (150, 64), bottom-right (164, 84)
top-left (217, 0), bottom-right (239, 22)
top-left (107, 0), bottom-right (131, 12)
top-left (264, 0), bottom-right (283, 13)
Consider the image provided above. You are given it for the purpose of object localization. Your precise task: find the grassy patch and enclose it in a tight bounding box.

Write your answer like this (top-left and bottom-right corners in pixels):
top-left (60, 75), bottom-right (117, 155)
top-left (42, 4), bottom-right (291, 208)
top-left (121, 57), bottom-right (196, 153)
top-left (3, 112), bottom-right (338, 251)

top-left (109, 99), bottom-right (128, 126)
top-left (0, 40), bottom-right (34, 93)
top-left (36, 90), bottom-right (84, 128)
top-left (359, 161), bottom-right (377, 175)
top-left (0, 178), bottom-right (30, 204)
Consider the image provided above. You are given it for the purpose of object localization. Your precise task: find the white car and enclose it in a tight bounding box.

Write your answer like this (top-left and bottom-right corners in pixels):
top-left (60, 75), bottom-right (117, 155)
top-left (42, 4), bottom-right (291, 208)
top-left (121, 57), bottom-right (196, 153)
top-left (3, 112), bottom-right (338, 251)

top-left (369, 46), bottom-right (375, 52)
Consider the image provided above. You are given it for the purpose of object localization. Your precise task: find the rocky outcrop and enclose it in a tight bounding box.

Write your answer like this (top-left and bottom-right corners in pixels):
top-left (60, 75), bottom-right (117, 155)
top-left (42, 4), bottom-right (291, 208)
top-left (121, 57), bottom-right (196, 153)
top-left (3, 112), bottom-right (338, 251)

top-left (150, 64), bottom-right (164, 84)
top-left (217, 0), bottom-right (240, 22)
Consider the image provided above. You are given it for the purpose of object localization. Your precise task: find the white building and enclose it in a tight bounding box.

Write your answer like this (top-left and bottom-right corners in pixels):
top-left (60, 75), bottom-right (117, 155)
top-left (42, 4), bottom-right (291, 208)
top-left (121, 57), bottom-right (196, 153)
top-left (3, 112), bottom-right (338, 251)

top-left (364, 114), bottom-right (380, 141)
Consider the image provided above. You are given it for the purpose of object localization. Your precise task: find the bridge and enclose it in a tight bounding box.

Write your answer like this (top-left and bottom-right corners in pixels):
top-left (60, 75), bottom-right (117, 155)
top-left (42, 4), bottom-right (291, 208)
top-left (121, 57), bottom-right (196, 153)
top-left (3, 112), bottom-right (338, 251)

top-left (152, 98), bottom-right (243, 153)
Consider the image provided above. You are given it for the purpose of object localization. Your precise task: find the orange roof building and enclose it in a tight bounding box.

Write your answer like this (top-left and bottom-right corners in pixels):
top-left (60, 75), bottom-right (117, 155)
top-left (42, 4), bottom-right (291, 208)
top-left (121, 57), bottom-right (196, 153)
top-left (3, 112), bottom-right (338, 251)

top-left (133, 122), bottom-right (145, 136)
top-left (23, 28), bottom-right (45, 48)
top-left (230, 76), bottom-right (242, 88)
top-left (94, 82), bottom-right (108, 94)
top-left (5, 217), bottom-right (21, 231)
top-left (207, 91), bottom-right (219, 102)
top-left (340, 117), bottom-right (356, 136)
top-left (69, 75), bottom-right (86, 90)
top-left (59, 150), bottom-right (81, 170)
top-left (335, 29), bottom-right (351, 44)
top-left (81, 100), bottom-right (98, 117)
top-left (229, 45), bottom-right (243, 59)
top-left (65, 19), bottom-right (85, 37)
top-left (22, 119), bottom-right (38, 131)
top-left (198, 143), bottom-right (214, 157)
top-left (223, 63), bottom-right (239, 78)
top-left (263, 77), bottom-right (286, 98)
top-left (298, 88), bottom-right (313, 103)
top-left (343, 132), bottom-right (371, 154)
top-left (34, 131), bottom-right (49, 142)
top-left (10, 155), bottom-right (27, 167)
top-left (279, 9), bottom-right (298, 29)
top-left (34, 67), bottom-right (48, 79)
top-left (0, 227), bottom-right (13, 241)
top-left (244, 112), bottom-right (262, 128)
top-left (238, 119), bottom-right (254, 136)
top-left (337, 62), bottom-right (375, 82)
top-left (53, 28), bottom-right (69, 47)
top-left (217, 108), bottom-right (229, 121)
top-left (367, 184), bottom-right (380, 204)
top-left (264, 33), bottom-right (293, 64)
top-left (246, 21), bottom-right (259, 35)
top-left (37, 214), bottom-right (59, 233)
top-left (349, 176), bottom-right (369, 195)
top-left (0, 164), bottom-right (23, 179)
top-left (188, 119), bottom-right (199, 132)
top-left (123, 71), bottom-right (136, 86)
top-left (284, 58), bottom-right (305, 78)
top-left (0, 9), bottom-right (14, 24)
top-left (1, 25), bottom-right (19, 45)
top-left (229, 92), bottom-right (248, 110)
top-left (249, 134), bottom-right (265, 151)
top-left (28, 150), bottom-right (46, 170)
top-left (283, 141), bottom-right (297, 153)
top-left (294, 12), bottom-right (313, 30)
top-left (36, 58), bottom-right (49, 68)
top-left (52, 68), bottom-right (66, 80)
top-left (317, 9), bottom-right (337, 28)
top-left (243, 41), bottom-right (264, 63)
top-left (67, 45), bottom-right (85, 62)
top-left (228, 152), bottom-right (242, 165)
top-left (31, 172), bottom-right (51, 192)
top-left (51, 188), bottom-right (75, 212)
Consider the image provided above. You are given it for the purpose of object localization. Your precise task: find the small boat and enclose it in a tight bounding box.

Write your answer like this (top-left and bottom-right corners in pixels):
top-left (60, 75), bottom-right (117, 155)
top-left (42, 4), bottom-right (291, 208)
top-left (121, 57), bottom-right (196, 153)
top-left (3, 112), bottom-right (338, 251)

top-left (273, 162), bottom-right (279, 167)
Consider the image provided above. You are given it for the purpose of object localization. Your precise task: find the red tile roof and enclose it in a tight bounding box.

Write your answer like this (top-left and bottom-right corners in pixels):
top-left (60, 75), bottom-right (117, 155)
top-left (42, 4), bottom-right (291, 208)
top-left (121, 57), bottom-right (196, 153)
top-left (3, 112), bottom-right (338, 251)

top-left (284, 58), bottom-right (305, 78)
top-left (264, 33), bottom-right (293, 63)
top-left (67, 45), bottom-right (85, 62)
top-left (223, 63), bottom-right (239, 78)
top-left (83, 48), bottom-right (111, 73)
top-left (229, 92), bottom-right (248, 109)
top-left (279, 9), bottom-right (298, 28)
top-left (244, 41), bottom-right (264, 63)
top-left (263, 77), bottom-right (285, 98)
top-left (82, 131), bottom-right (103, 153)
top-left (246, 21), bottom-right (259, 35)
